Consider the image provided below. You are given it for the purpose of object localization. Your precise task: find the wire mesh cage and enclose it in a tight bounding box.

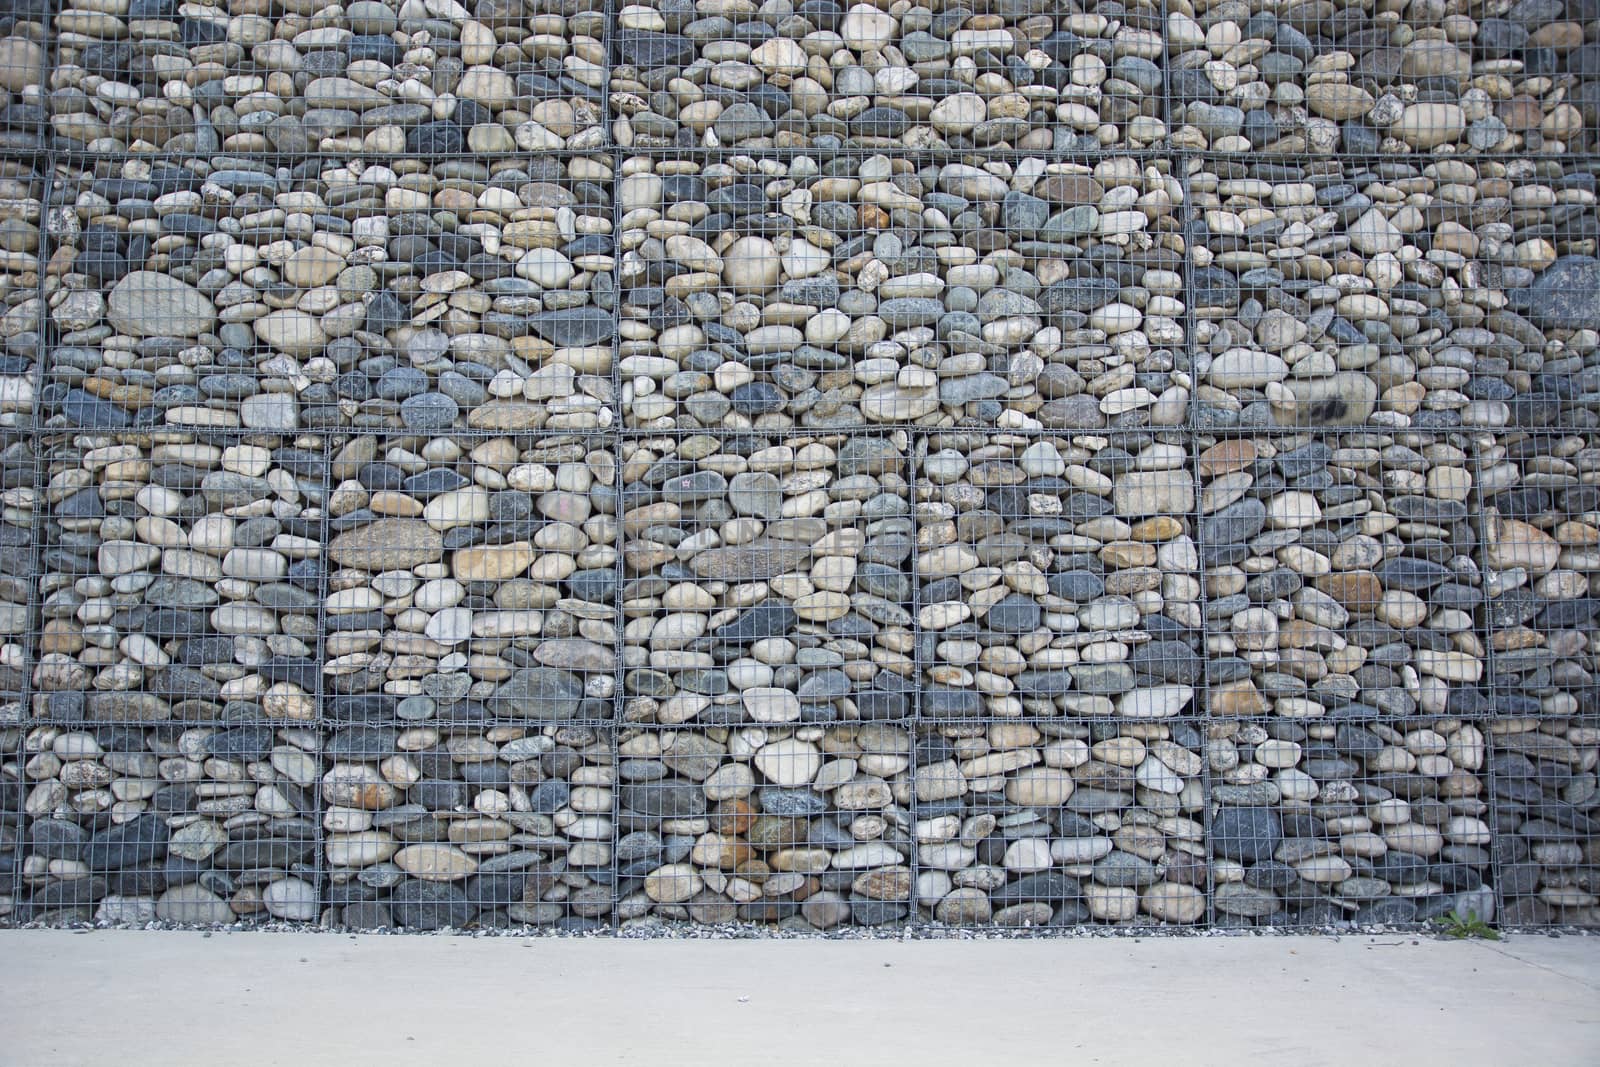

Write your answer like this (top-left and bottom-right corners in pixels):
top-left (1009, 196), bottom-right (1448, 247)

top-left (322, 721), bottom-right (614, 931)
top-left (609, 1), bottom-right (1167, 153)
top-left (1206, 715), bottom-right (1494, 929)
top-left (17, 720), bottom-right (324, 925)
top-left (322, 431), bottom-right (618, 727)
top-left (1477, 430), bottom-right (1600, 718)
top-left (40, 152), bottom-right (617, 435)
top-left (0, 12), bottom-right (45, 154)
top-left (1164, 0), bottom-right (1600, 156)
top-left (0, 164), bottom-right (42, 430)
top-left (913, 717), bottom-right (1208, 928)
top-left (47, 0), bottom-right (608, 158)
top-left (1488, 718), bottom-right (1600, 928)
top-left (616, 720), bottom-right (915, 929)
top-left (1188, 154), bottom-right (1600, 433)
top-left (33, 430), bottom-right (328, 729)
top-left (618, 151), bottom-right (1188, 432)
top-left (1195, 428), bottom-right (1489, 723)
top-left (26, 425), bottom-right (325, 920)
top-left (1, 725), bottom-right (21, 921)
top-left (915, 430), bottom-right (1202, 722)
top-left (621, 430), bottom-right (916, 727)
top-left (1194, 426), bottom-right (1496, 928)
top-left (33, 429), bottom-right (329, 728)
top-left (1476, 429), bottom-right (1600, 929)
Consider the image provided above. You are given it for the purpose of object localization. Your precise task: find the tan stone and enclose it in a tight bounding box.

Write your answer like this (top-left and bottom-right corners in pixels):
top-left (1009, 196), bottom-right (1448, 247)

top-left (452, 542), bottom-right (536, 581)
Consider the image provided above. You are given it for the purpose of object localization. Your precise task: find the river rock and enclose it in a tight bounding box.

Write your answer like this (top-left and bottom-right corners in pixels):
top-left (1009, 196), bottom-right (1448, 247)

top-left (916, 432), bottom-right (1200, 720)
top-left (619, 154), bottom-right (1187, 431)
top-left (49, 2), bottom-right (605, 155)
top-left (622, 433), bottom-right (914, 726)
top-left (325, 433), bottom-right (617, 726)
top-left (612, 4), bottom-right (1165, 151)
top-left (325, 725), bottom-right (613, 930)
top-left (618, 723), bottom-right (913, 927)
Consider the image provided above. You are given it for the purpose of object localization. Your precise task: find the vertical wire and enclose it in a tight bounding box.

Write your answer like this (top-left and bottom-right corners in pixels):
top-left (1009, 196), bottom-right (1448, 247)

top-left (13, 162), bottom-right (53, 919)
top-left (1189, 416), bottom-right (1216, 930)
top-left (311, 423), bottom-right (334, 926)
top-left (1468, 430), bottom-right (1504, 925)
top-left (609, 437), bottom-right (622, 933)
top-left (905, 428), bottom-right (922, 929)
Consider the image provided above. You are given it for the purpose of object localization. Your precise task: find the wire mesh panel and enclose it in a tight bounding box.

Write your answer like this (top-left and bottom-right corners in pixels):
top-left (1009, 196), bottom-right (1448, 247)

top-left (1188, 154), bottom-right (1600, 433)
top-left (915, 430), bottom-right (1202, 721)
top-left (1205, 717), bottom-right (1493, 928)
top-left (617, 431), bottom-right (915, 726)
top-left (1488, 718), bottom-right (1600, 928)
top-left (47, 0), bottom-right (607, 157)
top-left (22, 427), bottom-right (329, 923)
top-left (1478, 431), bottom-right (1600, 719)
top-left (323, 432), bottom-right (617, 727)
top-left (1477, 430), bottom-right (1600, 928)
top-left (33, 431), bottom-right (329, 727)
top-left (615, 721), bottom-right (915, 929)
top-left (1197, 427), bottom-right (1495, 927)
top-left (17, 720), bottom-right (324, 925)
top-left (0, 433), bottom-right (34, 703)
top-left (1197, 428), bottom-right (1488, 720)
top-left (620, 431), bottom-right (915, 727)
top-left (914, 718), bottom-right (1208, 927)
top-left (40, 153), bottom-right (617, 435)
top-left (618, 152), bottom-right (1188, 432)
top-left (322, 722), bottom-right (614, 931)
top-left (0, 10), bottom-right (45, 153)
top-left (609, 2), bottom-right (1166, 153)
top-left (1, 726), bottom-right (21, 920)
top-left (1164, 0), bottom-right (1599, 156)
top-left (0, 165), bottom-right (42, 429)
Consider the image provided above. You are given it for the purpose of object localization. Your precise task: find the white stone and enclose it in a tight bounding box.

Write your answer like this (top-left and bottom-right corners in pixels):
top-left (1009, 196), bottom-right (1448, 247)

top-left (1119, 685), bottom-right (1193, 719)
top-left (743, 687), bottom-right (802, 723)
top-left (517, 248), bottom-right (575, 288)
top-left (840, 4), bottom-right (896, 50)
top-left (755, 738), bottom-right (821, 787)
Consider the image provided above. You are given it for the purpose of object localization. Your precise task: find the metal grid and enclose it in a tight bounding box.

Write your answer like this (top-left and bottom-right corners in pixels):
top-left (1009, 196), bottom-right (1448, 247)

top-left (16, 719), bottom-right (325, 924)
top-left (620, 429), bottom-right (916, 728)
top-left (1164, 0), bottom-right (1600, 157)
top-left (1488, 717), bottom-right (1600, 928)
top-left (912, 428), bottom-right (1201, 724)
top-left (913, 717), bottom-right (1208, 927)
top-left (0, 0), bottom-right (46, 155)
top-left (616, 720), bottom-right (915, 929)
top-left (320, 430), bottom-right (618, 728)
top-left (322, 721), bottom-right (615, 931)
top-left (45, 0), bottom-right (608, 158)
top-left (1205, 715), bottom-right (1494, 928)
top-left (32, 428), bottom-right (327, 727)
top-left (1186, 153), bottom-right (1600, 435)
top-left (609, 2), bottom-right (1167, 154)
top-left (616, 149), bottom-right (1188, 433)
top-left (2, 6), bottom-right (1598, 936)
top-left (38, 152), bottom-right (619, 436)
top-left (1477, 430), bottom-right (1600, 928)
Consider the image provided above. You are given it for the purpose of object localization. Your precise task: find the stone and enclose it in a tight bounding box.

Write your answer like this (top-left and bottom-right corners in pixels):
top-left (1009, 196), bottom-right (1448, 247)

top-left (755, 739), bottom-right (821, 788)
top-left (106, 272), bottom-right (215, 337)
top-left (1212, 807), bottom-right (1283, 864)
top-left (331, 519), bottom-right (444, 570)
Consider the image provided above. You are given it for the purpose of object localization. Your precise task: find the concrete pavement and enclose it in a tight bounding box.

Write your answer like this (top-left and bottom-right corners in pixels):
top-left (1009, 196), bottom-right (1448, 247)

top-left (0, 929), bottom-right (1595, 1065)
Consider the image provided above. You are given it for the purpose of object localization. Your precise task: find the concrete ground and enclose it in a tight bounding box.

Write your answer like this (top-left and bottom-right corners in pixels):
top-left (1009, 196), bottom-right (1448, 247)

top-left (0, 929), bottom-right (1595, 1066)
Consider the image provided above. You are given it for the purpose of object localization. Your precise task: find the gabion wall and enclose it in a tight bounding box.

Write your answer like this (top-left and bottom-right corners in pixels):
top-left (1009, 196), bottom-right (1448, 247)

top-left (0, 0), bottom-right (1597, 934)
